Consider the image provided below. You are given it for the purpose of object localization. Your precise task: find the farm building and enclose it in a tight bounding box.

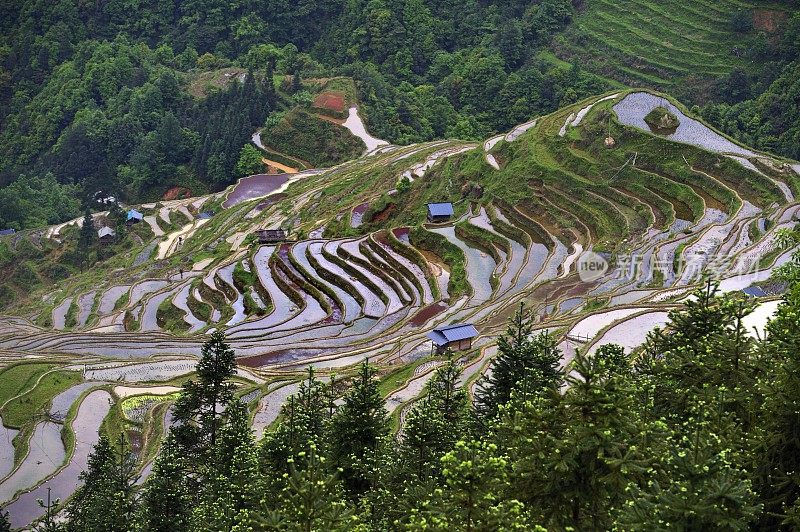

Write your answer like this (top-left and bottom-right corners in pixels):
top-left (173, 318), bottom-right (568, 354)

top-left (427, 202), bottom-right (454, 223)
top-left (427, 323), bottom-right (478, 353)
top-left (741, 286), bottom-right (767, 298)
top-left (255, 229), bottom-right (288, 244)
top-left (126, 209), bottom-right (144, 224)
top-left (0, 228), bottom-right (15, 236)
top-left (98, 227), bottom-right (117, 245)
top-left (197, 211), bottom-right (215, 220)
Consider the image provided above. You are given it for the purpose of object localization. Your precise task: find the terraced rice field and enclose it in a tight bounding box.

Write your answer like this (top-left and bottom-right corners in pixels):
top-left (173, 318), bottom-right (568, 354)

top-left (1, 88), bottom-right (799, 528)
top-left (562, 0), bottom-right (787, 100)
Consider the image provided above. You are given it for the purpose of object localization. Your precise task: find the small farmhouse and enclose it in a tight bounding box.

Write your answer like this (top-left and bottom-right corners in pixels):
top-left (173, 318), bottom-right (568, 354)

top-left (427, 323), bottom-right (478, 353)
top-left (255, 229), bottom-right (288, 244)
top-left (426, 202), bottom-right (454, 223)
top-left (98, 226), bottom-right (116, 245)
top-left (126, 209), bottom-right (144, 224)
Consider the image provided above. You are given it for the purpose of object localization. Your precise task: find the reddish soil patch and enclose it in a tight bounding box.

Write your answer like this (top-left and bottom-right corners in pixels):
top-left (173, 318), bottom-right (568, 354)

top-left (313, 91), bottom-right (346, 113)
top-left (753, 9), bottom-right (786, 33)
top-left (371, 203), bottom-right (396, 224)
top-left (410, 302), bottom-right (448, 327)
top-left (391, 227), bottom-right (410, 243)
top-left (163, 186), bottom-right (192, 201)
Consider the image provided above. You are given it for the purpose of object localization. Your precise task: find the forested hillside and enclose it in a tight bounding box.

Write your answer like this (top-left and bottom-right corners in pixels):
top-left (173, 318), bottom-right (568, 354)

top-left (2, 0), bottom-right (799, 231)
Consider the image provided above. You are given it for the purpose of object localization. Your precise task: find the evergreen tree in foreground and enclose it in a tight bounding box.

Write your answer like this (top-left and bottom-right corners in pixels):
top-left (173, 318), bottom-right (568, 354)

top-left (173, 331), bottom-right (237, 458)
top-left (476, 303), bottom-right (563, 420)
top-left (138, 435), bottom-right (193, 532)
top-left (64, 435), bottom-right (138, 532)
top-left (0, 507), bottom-right (10, 532)
top-left (329, 360), bottom-right (389, 497)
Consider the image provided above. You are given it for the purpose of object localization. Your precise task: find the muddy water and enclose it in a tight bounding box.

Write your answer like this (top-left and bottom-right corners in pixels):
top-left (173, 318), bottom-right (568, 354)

top-left (139, 286), bottom-right (181, 332)
top-left (469, 209), bottom-right (524, 295)
top-left (326, 241), bottom-right (387, 317)
top-left (429, 226), bottom-right (496, 304)
top-left (0, 421), bottom-right (65, 504)
top-left (97, 285), bottom-right (130, 315)
top-left (7, 390), bottom-right (113, 529)
top-left (252, 382), bottom-right (300, 439)
top-left (218, 264), bottom-right (247, 326)
top-left (173, 283), bottom-right (206, 332)
top-left (50, 382), bottom-right (99, 422)
top-left (342, 107), bottom-right (389, 153)
top-left (223, 173), bottom-right (290, 208)
top-left (339, 240), bottom-right (404, 314)
top-left (613, 92), bottom-right (756, 158)
top-left (588, 312), bottom-right (670, 355)
top-left (304, 242), bottom-right (361, 322)
top-left (570, 307), bottom-right (650, 340)
top-left (81, 360), bottom-right (197, 382)
top-left (227, 247), bottom-right (299, 336)
top-left (129, 280), bottom-right (170, 306)
top-left (51, 298), bottom-right (72, 330)
top-left (386, 367), bottom-right (439, 414)
top-left (0, 416), bottom-right (19, 481)
top-left (75, 291), bottom-right (96, 328)
top-left (350, 202), bottom-right (369, 228)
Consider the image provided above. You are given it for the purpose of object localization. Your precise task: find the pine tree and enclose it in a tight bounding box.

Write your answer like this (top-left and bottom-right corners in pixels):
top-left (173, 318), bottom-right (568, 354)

top-left (508, 347), bottom-right (650, 529)
top-left (64, 435), bottom-right (138, 532)
top-left (329, 360), bottom-right (389, 497)
top-left (193, 400), bottom-right (260, 530)
top-left (476, 303), bottom-right (563, 420)
top-left (398, 358), bottom-right (471, 483)
top-left (617, 404), bottom-right (761, 530)
top-left (403, 440), bottom-right (533, 531)
top-left (0, 507), bottom-right (10, 532)
top-left (261, 368), bottom-right (332, 475)
top-left (254, 443), bottom-right (355, 530)
top-left (755, 283), bottom-right (800, 527)
top-left (138, 436), bottom-right (193, 532)
top-left (173, 331), bottom-right (237, 457)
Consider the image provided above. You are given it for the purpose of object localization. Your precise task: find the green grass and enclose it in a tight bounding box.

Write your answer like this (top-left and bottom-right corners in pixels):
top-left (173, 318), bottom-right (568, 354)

top-left (378, 357), bottom-right (435, 398)
top-left (0, 363), bottom-right (57, 407)
top-left (563, 0), bottom-right (787, 101)
top-left (2, 370), bottom-right (82, 428)
top-left (410, 226), bottom-right (469, 299)
top-left (262, 108), bottom-right (365, 167)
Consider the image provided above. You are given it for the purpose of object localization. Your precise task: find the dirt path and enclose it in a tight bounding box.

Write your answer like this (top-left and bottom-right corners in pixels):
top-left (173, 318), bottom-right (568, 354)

top-left (261, 157), bottom-right (298, 174)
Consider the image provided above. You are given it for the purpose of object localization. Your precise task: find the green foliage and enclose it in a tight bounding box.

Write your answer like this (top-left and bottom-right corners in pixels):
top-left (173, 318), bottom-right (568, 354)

top-left (409, 227), bottom-right (468, 298)
top-left (172, 331), bottom-right (237, 457)
top-left (476, 304), bottom-right (563, 420)
top-left (64, 435), bottom-right (138, 532)
top-left (235, 143), bottom-right (265, 178)
top-left (262, 108), bottom-right (364, 167)
top-left (329, 361), bottom-right (389, 497)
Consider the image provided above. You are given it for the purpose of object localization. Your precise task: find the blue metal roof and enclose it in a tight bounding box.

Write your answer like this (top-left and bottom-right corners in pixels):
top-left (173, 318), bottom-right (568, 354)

top-left (0, 229), bottom-right (15, 236)
top-left (427, 323), bottom-right (478, 346)
top-left (427, 202), bottom-right (454, 217)
top-left (197, 212), bottom-right (214, 219)
top-left (127, 209), bottom-right (143, 221)
top-left (98, 227), bottom-right (116, 238)
top-left (742, 286), bottom-right (767, 297)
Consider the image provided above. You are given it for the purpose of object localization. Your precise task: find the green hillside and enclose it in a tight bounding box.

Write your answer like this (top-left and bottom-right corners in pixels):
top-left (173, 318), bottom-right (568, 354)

top-left (558, 0), bottom-right (793, 101)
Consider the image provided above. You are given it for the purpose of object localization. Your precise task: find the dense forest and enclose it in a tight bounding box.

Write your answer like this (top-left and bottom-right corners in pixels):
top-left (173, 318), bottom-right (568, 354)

top-left (1, 237), bottom-right (798, 531)
top-left (4, 0), bottom-right (798, 231)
